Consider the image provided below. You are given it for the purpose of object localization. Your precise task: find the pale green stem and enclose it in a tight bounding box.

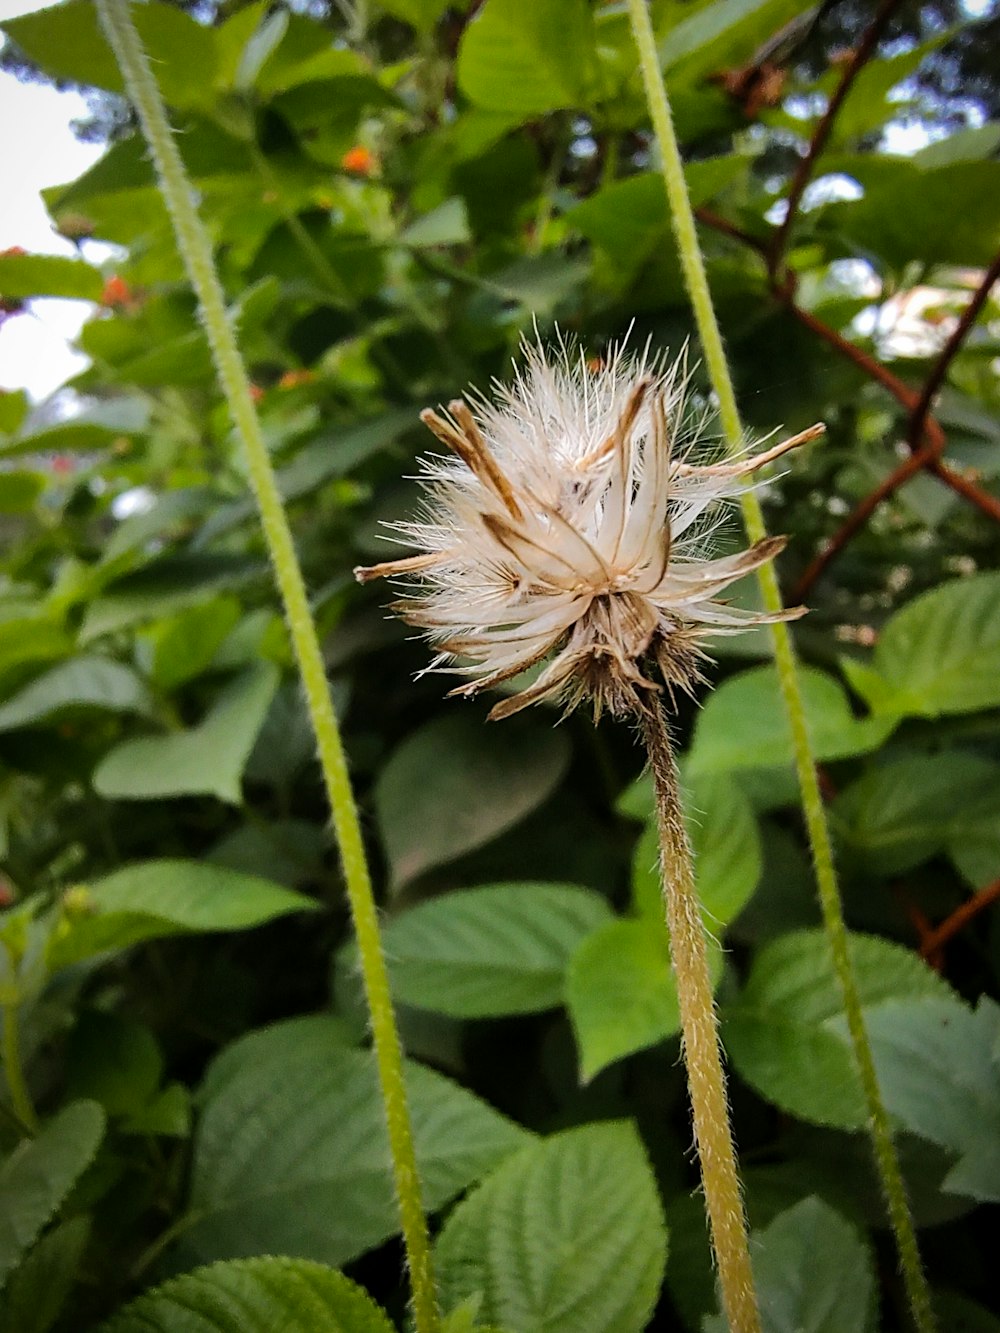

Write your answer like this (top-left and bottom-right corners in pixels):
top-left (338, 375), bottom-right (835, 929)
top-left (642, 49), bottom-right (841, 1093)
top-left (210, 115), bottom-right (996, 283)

top-left (2, 1002), bottom-right (39, 1135)
top-left (641, 708), bottom-right (760, 1333)
top-left (625, 4), bottom-right (935, 1330)
top-left (93, 5), bottom-right (439, 1329)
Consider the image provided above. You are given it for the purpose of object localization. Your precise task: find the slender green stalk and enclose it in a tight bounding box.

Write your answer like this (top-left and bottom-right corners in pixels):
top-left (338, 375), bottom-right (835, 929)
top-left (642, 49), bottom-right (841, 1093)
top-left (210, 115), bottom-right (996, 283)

top-left (93, 5), bottom-right (439, 1328)
top-left (625, 3), bottom-right (935, 1330)
top-left (2, 1003), bottom-right (39, 1134)
top-left (640, 708), bottom-right (760, 1333)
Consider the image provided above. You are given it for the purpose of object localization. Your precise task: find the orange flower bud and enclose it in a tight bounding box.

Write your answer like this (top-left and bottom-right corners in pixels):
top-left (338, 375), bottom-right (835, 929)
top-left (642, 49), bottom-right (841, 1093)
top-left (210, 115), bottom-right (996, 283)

top-left (341, 145), bottom-right (376, 176)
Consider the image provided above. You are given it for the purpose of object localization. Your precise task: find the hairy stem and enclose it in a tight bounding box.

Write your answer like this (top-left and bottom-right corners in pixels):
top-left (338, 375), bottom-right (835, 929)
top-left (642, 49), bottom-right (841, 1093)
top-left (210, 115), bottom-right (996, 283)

top-left (640, 708), bottom-right (759, 1333)
top-left (625, 3), bottom-right (935, 1330)
top-left (93, 5), bottom-right (439, 1328)
top-left (2, 1002), bottom-right (39, 1135)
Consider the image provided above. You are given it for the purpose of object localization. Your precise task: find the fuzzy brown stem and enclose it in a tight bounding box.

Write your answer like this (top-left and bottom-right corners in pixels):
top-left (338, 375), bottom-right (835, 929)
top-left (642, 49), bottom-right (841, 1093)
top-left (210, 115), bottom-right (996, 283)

top-left (639, 704), bottom-right (760, 1333)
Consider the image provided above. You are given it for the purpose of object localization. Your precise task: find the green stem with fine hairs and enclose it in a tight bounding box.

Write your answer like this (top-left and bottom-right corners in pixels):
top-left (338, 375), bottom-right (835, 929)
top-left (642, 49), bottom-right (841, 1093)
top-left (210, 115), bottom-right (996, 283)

top-left (640, 708), bottom-right (760, 1333)
top-left (625, 3), bottom-right (935, 1330)
top-left (2, 1003), bottom-right (39, 1135)
top-left (93, 5), bottom-right (439, 1329)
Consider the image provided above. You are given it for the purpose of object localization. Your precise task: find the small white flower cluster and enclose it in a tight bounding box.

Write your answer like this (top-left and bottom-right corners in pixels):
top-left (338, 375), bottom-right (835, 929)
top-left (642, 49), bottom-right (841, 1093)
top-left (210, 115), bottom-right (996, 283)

top-left (356, 338), bottom-right (820, 721)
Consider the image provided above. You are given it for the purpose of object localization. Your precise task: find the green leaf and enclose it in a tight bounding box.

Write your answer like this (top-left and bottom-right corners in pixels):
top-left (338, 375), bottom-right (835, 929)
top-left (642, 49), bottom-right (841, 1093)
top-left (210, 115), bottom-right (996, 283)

top-left (81, 554), bottom-right (264, 641)
top-left (632, 773), bottom-right (761, 927)
top-left (63, 1012), bottom-right (187, 1135)
top-left (2, 0), bottom-right (218, 112)
top-left (0, 471), bottom-right (45, 515)
top-left (0, 252), bottom-right (103, 303)
top-left (197, 1016), bottom-right (358, 1107)
top-left (457, 0), bottom-right (600, 116)
top-left (1, 397), bottom-right (149, 459)
top-left (93, 662), bottom-right (279, 804)
top-left (379, 0), bottom-right (453, 30)
top-left (870, 572), bottom-right (1000, 717)
top-left (435, 1122), bottom-right (667, 1333)
top-left (375, 714), bottom-right (569, 888)
top-left (99, 1258), bottom-right (395, 1333)
top-left (819, 159), bottom-right (1000, 269)
top-left (400, 198), bottom-right (471, 248)
top-left (864, 996), bottom-right (1000, 1203)
top-left (704, 1197), bottom-right (875, 1333)
top-left (688, 665), bottom-right (894, 776)
top-left (380, 884), bottom-right (612, 1018)
top-left (0, 389), bottom-right (29, 435)
top-left (142, 596), bottom-right (243, 691)
top-left (569, 160), bottom-right (746, 289)
top-left (567, 921), bottom-right (675, 1081)
top-left (47, 860), bottom-right (316, 971)
top-left (832, 752), bottom-right (1000, 878)
top-left (725, 930), bottom-right (952, 1129)
top-left (0, 1101), bottom-right (105, 1286)
top-left (0, 618), bottom-right (71, 693)
top-left (0, 1216), bottom-right (90, 1333)
top-left (660, 0), bottom-right (816, 81)
top-left (566, 919), bottom-right (724, 1081)
top-left (187, 1025), bottom-right (530, 1267)
top-left (0, 657), bottom-right (153, 733)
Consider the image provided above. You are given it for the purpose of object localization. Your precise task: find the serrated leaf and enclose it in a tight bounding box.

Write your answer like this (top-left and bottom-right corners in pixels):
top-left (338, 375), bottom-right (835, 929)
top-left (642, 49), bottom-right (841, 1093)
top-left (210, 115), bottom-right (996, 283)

top-left (196, 1016), bottom-right (359, 1107)
top-left (380, 884), bottom-right (611, 1018)
top-left (47, 860), bottom-right (316, 971)
top-left (0, 1216), bottom-right (90, 1333)
top-left (871, 572), bottom-right (1000, 716)
top-left (0, 657), bottom-right (153, 733)
top-left (688, 666), bottom-right (894, 776)
top-left (832, 751), bottom-right (1000, 878)
top-left (0, 1101), bottom-right (105, 1285)
top-left (724, 930), bottom-right (952, 1129)
top-left (457, 0), bottom-right (600, 117)
top-left (435, 1122), bottom-right (667, 1333)
top-left (864, 996), bottom-right (1000, 1203)
top-left (186, 1027), bottom-right (530, 1267)
top-left (93, 662), bottom-right (278, 804)
top-left (99, 1257), bottom-right (394, 1333)
top-left (704, 1197), bottom-right (875, 1333)
top-left (375, 713), bottom-right (569, 888)
top-left (566, 919), bottom-right (724, 1081)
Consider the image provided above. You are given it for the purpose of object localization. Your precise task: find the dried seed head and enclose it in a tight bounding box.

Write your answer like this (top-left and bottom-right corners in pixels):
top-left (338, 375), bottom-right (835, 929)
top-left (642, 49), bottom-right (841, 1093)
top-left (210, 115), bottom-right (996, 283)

top-left (355, 336), bottom-right (821, 721)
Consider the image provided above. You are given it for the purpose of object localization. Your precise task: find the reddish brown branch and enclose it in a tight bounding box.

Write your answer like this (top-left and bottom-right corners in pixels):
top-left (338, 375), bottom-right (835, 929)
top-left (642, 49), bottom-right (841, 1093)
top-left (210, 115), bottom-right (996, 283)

top-left (770, 0), bottom-right (905, 271)
top-left (928, 460), bottom-right (1000, 521)
top-left (791, 258), bottom-right (1000, 598)
top-left (696, 172), bottom-right (1000, 601)
top-left (695, 205), bottom-right (769, 257)
top-left (920, 876), bottom-right (1000, 960)
top-left (906, 250), bottom-right (1000, 450)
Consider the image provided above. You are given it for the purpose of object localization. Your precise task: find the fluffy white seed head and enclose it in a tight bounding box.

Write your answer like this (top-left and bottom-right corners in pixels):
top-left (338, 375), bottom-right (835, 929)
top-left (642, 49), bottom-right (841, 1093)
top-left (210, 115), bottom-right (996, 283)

top-left (355, 337), bottom-right (822, 721)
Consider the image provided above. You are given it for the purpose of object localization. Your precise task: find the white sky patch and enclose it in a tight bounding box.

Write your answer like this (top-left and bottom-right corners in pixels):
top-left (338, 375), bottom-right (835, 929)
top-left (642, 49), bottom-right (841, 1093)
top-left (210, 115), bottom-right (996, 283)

top-left (0, 2), bottom-right (107, 401)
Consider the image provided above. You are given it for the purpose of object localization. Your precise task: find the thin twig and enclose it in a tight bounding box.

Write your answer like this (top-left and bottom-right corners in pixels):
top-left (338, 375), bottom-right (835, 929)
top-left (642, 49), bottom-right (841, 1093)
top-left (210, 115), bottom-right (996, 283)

top-left (791, 258), bottom-right (1000, 599)
top-left (906, 250), bottom-right (1000, 449)
top-left (770, 0), bottom-right (905, 271)
top-left (920, 876), bottom-right (1000, 959)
